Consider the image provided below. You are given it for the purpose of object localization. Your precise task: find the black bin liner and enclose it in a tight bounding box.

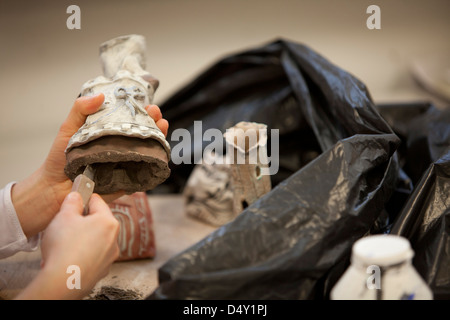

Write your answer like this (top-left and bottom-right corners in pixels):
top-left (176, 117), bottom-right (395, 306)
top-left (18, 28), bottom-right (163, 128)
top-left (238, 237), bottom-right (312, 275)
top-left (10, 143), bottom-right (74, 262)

top-left (391, 151), bottom-right (450, 300)
top-left (387, 105), bottom-right (450, 300)
top-left (149, 39), bottom-right (449, 299)
top-left (157, 39), bottom-right (398, 193)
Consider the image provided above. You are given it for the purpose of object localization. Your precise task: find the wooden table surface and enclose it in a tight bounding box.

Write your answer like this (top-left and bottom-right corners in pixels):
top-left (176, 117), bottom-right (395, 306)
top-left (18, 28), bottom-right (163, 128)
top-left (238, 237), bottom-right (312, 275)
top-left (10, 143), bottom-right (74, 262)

top-left (0, 194), bottom-right (217, 300)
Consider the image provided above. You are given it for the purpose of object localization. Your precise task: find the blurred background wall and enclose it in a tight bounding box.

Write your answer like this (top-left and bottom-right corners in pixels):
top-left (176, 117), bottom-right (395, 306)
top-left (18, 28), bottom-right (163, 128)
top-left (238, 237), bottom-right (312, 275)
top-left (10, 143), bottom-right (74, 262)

top-left (1, 0), bottom-right (449, 187)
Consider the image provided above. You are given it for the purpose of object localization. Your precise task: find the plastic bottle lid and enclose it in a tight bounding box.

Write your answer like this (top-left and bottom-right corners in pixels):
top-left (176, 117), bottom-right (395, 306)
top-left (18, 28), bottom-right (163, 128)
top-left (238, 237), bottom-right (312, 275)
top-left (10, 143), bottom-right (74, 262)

top-left (352, 234), bottom-right (414, 267)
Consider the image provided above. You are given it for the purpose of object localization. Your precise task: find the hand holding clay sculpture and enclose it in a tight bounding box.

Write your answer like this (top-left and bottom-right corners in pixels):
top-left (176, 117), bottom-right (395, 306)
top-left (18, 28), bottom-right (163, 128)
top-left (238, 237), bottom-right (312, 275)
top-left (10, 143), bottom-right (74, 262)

top-left (2, 35), bottom-right (169, 300)
top-left (64, 35), bottom-right (171, 195)
top-left (7, 84), bottom-right (168, 300)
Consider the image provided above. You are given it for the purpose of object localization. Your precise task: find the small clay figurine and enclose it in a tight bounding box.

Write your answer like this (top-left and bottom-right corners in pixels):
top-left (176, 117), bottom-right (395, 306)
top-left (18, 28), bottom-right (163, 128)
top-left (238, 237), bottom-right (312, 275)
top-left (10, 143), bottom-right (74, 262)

top-left (224, 121), bottom-right (272, 215)
top-left (184, 122), bottom-right (272, 227)
top-left (65, 35), bottom-right (171, 194)
top-left (184, 150), bottom-right (234, 226)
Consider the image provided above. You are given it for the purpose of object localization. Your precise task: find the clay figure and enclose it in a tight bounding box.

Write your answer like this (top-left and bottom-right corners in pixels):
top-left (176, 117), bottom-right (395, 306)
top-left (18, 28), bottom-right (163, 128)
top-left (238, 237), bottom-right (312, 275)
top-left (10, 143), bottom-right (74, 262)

top-left (224, 121), bottom-right (272, 215)
top-left (65, 34), bottom-right (171, 194)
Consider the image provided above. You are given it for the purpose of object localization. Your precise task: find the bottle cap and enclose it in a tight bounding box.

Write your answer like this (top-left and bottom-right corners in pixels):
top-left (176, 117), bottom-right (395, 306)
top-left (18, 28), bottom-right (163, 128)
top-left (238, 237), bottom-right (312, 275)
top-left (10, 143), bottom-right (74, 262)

top-left (352, 234), bottom-right (414, 267)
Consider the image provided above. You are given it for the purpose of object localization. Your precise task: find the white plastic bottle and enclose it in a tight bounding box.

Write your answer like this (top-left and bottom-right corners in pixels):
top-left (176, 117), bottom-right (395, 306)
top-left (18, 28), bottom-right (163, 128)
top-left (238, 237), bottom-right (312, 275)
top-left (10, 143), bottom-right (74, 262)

top-left (330, 234), bottom-right (433, 300)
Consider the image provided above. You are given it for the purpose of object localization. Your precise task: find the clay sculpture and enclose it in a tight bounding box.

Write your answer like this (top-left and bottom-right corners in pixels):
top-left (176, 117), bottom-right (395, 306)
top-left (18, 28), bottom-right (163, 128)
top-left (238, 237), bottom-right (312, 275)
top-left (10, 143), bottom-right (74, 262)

top-left (183, 150), bottom-right (234, 226)
top-left (184, 121), bottom-right (272, 227)
top-left (224, 121), bottom-right (272, 216)
top-left (65, 34), bottom-right (171, 194)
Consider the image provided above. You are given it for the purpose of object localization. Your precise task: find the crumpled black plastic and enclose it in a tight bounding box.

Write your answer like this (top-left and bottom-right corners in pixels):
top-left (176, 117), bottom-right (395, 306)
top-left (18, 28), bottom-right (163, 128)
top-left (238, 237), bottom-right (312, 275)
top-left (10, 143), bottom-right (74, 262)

top-left (156, 39), bottom-right (398, 194)
top-left (148, 39), bottom-right (404, 300)
top-left (383, 104), bottom-right (450, 300)
top-left (391, 150), bottom-right (450, 300)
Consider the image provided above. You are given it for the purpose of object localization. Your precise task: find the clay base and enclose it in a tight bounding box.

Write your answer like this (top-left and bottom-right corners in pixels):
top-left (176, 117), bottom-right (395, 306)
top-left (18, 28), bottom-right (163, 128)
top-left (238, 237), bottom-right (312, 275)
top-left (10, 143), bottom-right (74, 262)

top-left (65, 135), bottom-right (170, 194)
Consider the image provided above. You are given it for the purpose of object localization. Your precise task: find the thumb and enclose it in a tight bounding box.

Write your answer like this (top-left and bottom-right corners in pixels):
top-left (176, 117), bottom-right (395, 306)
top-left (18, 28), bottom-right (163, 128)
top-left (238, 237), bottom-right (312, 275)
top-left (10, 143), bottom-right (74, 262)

top-left (59, 192), bottom-right (84, 216)
top-left (60, 93), bottom-right (105, 136)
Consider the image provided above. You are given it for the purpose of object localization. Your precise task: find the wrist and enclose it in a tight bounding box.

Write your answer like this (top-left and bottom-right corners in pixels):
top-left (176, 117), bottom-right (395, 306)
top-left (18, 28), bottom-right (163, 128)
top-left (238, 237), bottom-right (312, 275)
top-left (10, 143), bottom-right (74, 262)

top-left (15, 263), bottom-right (86, 300)
top-left (11, 166), bottom-right (61, 238)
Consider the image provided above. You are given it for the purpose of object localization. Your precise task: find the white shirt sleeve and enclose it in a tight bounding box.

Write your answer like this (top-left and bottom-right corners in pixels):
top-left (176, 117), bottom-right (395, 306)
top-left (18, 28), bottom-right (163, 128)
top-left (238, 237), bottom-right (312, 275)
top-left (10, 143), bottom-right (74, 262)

top-left (0, 182), bottom-right (40, 259)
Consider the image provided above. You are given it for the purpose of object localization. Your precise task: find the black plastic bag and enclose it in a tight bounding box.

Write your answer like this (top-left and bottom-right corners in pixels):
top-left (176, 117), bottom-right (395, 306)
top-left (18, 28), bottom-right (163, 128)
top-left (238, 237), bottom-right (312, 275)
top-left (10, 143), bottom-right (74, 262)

top-left (386, 105), bottom-right (450, 300)
top-left (390, 150), bottom-right (450, 300)
top-left (148, 39), bottom-right (401, 300)
top-left (156, 39), bottom-right (397, 194)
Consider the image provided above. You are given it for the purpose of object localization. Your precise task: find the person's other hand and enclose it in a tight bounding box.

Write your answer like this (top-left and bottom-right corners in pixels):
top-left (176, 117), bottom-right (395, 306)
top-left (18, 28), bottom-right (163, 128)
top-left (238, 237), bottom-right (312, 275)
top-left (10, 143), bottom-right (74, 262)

top-left (15, 191), bottom-right (120, 300)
